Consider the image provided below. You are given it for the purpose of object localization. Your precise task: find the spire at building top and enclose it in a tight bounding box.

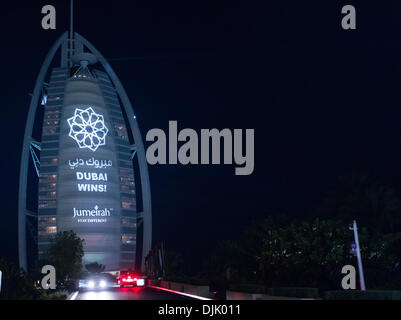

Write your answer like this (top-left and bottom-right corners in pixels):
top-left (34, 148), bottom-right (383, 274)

top-left (70, 0), bottom-right (74, 42)
top-left (68, 0), bottom-right (75, 68)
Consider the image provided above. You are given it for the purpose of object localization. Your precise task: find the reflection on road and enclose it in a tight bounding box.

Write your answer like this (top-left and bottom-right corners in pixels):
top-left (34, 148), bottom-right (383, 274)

top-left (82, 290), bottom-right (114, 300)
top-left (74, 286), bottom-right (195, 300)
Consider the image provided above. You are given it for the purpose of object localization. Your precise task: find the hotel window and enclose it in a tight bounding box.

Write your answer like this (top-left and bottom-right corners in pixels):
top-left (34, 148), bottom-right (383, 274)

top-left (121, 196), bottom-right (136, 203)
top-left (39, 226), bottom-right (57, 236)
top-left (45, 120), bottom-right (59, 126)
top-left (122, 218), bottom-right (136, 228)
top-left (45, 112), bottom-right (60, 120)
top-left (121, 234), bottom-right (136, 244)
top-left (38, 217), bottom-right (57, 236)
top-left (121, 196), bottom-right (136, 210)
top-left (122, 202), bottom-right (134, 210)
top-left (114, 124), bottom-right (128, 140)
top-left (47, 97), bottom-right (60, 102)
top-left (39, 174), bottom-right (57, 182)
top-left (39, 217), bottom-right (56, 224)
top-left (46, 227), bottom-right (57, 233)
top-left (41, 158), bottom-right (58, 166)
top-left (39, 183), bottom-right (57, 191)
top-left (39, 191), bottom-right (56, 199)
top-left (43, 127), bottom-right (57, 135)
top-left (121, 185), bottom-right (135, 195)
top-left (39, 200), bottom-right (56, 209)
top-left (120, 176), bottom-right (135, 187)
top-left (46, 226), bottom-right (57, 234)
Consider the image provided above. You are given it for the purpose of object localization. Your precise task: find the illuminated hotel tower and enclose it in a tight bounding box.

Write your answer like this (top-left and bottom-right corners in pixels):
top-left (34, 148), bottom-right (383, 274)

top-left (18, 7), bottom-right (152, 271)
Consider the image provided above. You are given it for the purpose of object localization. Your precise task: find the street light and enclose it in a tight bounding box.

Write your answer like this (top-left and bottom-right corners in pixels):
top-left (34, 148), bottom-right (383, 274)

top-left (349, 220), bottom-right (366, 291)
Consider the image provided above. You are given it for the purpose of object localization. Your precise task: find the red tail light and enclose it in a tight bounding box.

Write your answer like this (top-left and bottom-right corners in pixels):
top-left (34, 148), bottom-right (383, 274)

top-left (120, 275), bottom-right (136, 283)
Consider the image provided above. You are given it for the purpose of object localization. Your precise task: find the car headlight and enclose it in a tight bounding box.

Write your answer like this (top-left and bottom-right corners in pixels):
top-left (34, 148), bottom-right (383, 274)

top-left (137, 279), bottom-right (145, 286)
top-left (88, 280), bottom-right (95, 289)
top-left (99, 280), bottom-right (107, 288)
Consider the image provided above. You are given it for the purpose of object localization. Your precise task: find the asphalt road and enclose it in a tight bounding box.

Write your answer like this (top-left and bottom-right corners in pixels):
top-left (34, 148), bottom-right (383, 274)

top-left (72, 286), bottom-right (197, 300)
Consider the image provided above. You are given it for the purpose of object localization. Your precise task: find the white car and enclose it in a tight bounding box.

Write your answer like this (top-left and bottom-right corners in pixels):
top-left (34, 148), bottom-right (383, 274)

top-left (78, 274), bottom-right (116, 291)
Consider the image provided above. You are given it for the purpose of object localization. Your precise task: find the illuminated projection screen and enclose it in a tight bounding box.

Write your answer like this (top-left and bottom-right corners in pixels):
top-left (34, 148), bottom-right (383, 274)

top-left (57, 80), bottom-right (121, 271)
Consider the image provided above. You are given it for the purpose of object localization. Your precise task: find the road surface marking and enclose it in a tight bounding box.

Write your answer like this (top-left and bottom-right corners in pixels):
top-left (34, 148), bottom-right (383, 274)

top-left (148, 285), bottom-right (212, 300)
top-left (68, 291), bottom-right (79, 300)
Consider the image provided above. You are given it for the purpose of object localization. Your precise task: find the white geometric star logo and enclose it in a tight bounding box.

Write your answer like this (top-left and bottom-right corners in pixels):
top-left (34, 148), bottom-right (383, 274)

top-left (67, 107), bottom-right (109, 152)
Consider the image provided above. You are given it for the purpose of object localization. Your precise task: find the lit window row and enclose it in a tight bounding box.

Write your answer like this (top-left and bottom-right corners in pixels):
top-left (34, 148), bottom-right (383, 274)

top-left (39, 183), bottom-right (57, 192)
top-left (46, 96), bottom-right (61, 102)
top-left (121, 196), bottom-right (135, 202)
top-left (38, 226), bottom-right (57, 236)
top-left (39, 217), bottom-right (56, 224)
top-left (38, 216), bottom-right (57, 236)
top-left (121, 234), bottom-right (136, 244)
top-left (39, 200), bottom-right (56, 209)
top-left (41, 158), bottom-right (58, 166)
top-left (39, 191), bottom-right (57, 199)
top-left (72, 74), bottom-right (92, 79)
top-left (39, 174), bottom-right (57, 182)
top-left (122, 202), bottom-right (135, 210)
top-left (114, 124), bottom-right (128, 140)
top-left (44, 112), bottom-right (60, 120)
top-left (121, 185), bottom-right (135, 195)
top-left (122, 217), bottom-right (136, 228)
top-left (45, 120), bottom-right (59, 126)
top-left (120, 176), bottom-right (135, 186)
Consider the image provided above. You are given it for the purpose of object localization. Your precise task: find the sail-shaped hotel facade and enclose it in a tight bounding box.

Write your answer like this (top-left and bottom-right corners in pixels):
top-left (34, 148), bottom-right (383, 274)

top-left (18, 30), bottom-right (152, 272)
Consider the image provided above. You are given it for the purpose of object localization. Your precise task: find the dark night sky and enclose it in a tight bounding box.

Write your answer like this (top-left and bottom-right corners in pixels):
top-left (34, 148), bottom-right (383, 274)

top-left (2, 1), bottom-right (401, 273)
